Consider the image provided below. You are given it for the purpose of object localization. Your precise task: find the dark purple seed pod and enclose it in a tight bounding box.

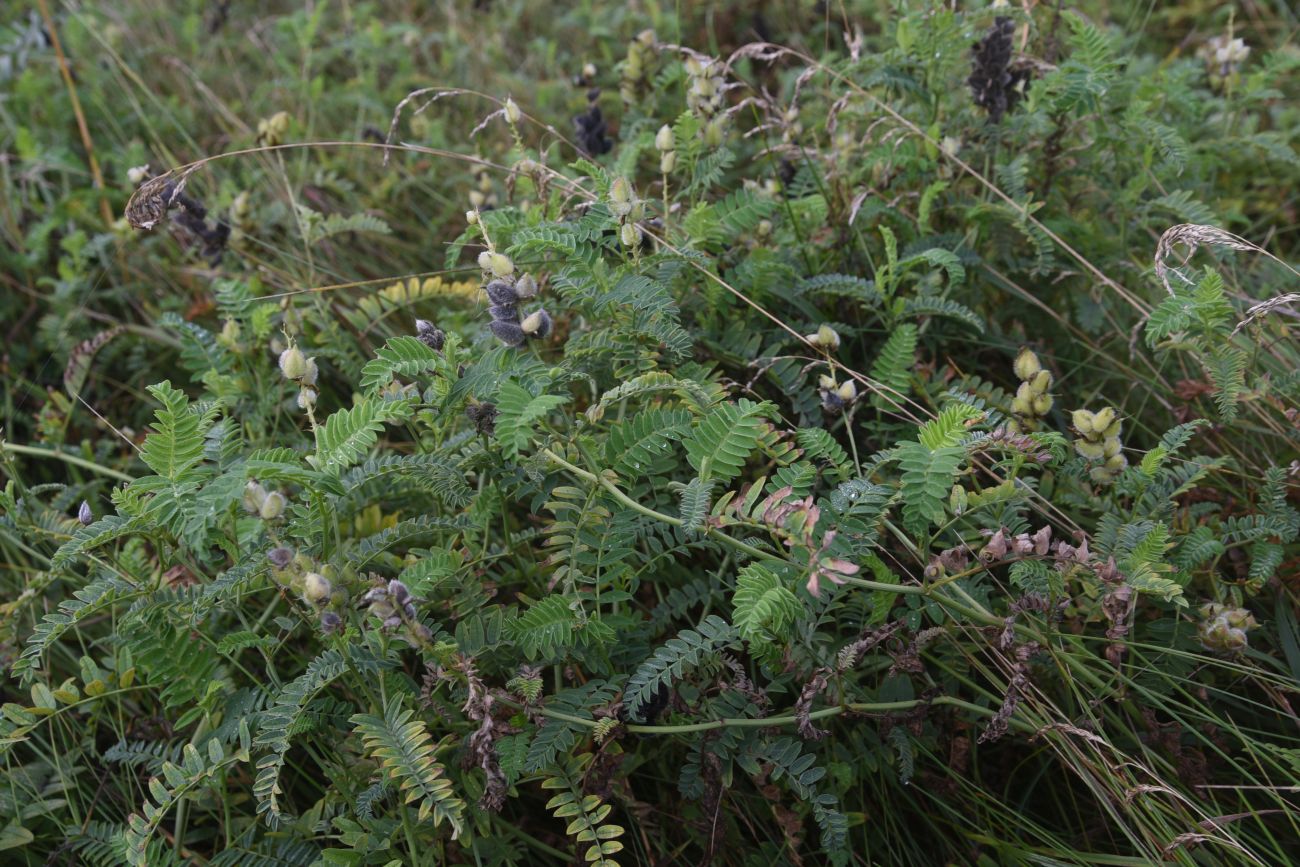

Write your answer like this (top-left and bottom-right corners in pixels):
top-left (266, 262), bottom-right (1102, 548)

top-left (488, 303), bottom-right (518, 321)
top-left (415, 319), bottom-right (445, 351)
top-left (820, 390), bottom-right (845, 414)
top-left (383, 614), bottom-right (403, 630)
top-left (267, 547), bottom-right (294, 569)
top-left (320, 611), bottom-right (342, 633)
top-left (77, 500), bottom-right (93, 526)
top-left (388, 580), bottom-right (410, 603)
top-left (489, 319), bottom-right (526, 347)
top-left (485, 280), bottom-right (518, 305)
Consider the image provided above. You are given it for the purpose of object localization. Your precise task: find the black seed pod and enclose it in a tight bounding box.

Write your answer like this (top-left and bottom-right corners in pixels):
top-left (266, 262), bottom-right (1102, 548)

top-left (968, 17), bottom-right (1030, 123)
top-left (488, 303), bottom-right (519, 322)
top-left (485, 279), bottom-right (518, 305)
top-left (267, 547), bottom-right (294, 569)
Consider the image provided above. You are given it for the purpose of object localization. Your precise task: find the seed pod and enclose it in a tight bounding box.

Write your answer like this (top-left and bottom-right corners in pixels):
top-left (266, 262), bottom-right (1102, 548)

top-left (1015, 381), bottom-right (1035, 404)
top-left (504, 97), bottom-right (521, 124)
top-left (521, 308), bottom-right (553, 338)
top-left (1102, 418), bottom-right (1122, 438)
top-left (260, 491), bottom-right (286, 520)
top-left (319, 611), bottom-right (342, 633)
top-left (620, 222), bottom-right (640, 247)
top-left (609, 177), bottom-right (633, 217)
top-left (583, 62), bottom-right (597, 79)
top-left (267, 547), bottom-right (294, 569)
top-left (77, 500), bottom-right (93, 526)
top-left (243, 480), bottom-right (268, 514)
top-left (515, 273), bottom-right (538, 298)
top-left (1029, 370), bottom-right (1051, 395)
top-left (1031, 393), bottom-right (1053, 415)
top-left (1013, 347), bottom-right (1041, 381)
top-left (297, 386), bottom-right (317, 410)
top-left (466, 209), bottom-right (479, 225)
top-left (660, 151), bottom-right (676, 173)
top-left (821, 390), bottom-right (845, 414)
top-left (1010, 394), bottom-right (1032, 415)
top-left (1092, 407), bottom-right (1116, 431)
top-left (1101, 436), bottom-right (1122, 459)
top-left (950, 484), bottom-right (968, 516)
top-left (485, 280), bottom-right (519, 305)
top-left (415, 319), bottom-right (445, 351)
top-left (814, 324), bottom-right (841, 351)
top-left (278, 347), bottom-right (307, 380)
top-left (300, 357), bottom-right (319, 387)
top-left (489, 319), bottom-right (526, 347)
top-left (655, 124), bottom-right (674, 151)
top-left (469, 190), bottom-right (486, 208)
top-left (1074, 439), bottom-right (1105, 460)
top-left (837, 380), bottom-right (858, 402)
top-left (477, 250), bottom-right (493, 271)
top-left (487, 252), bottom-right (514, 277)
top-left (303, 572), bottom-right (333, 605)
top-left (1071, 409), bottom-right (1095, 435)
top-left (488, 303), bottom-right (518, 321)
top-left (818, 375), bottom-right (837, 391)
top-left (128, 164), bottom-right (151, 185)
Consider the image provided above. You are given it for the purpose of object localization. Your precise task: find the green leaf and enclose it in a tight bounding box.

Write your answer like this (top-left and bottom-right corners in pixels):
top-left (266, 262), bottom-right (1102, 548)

top-left (683, 398), bottom-right (772, 483)
top-left (495, 381), bottom-right (568, 460)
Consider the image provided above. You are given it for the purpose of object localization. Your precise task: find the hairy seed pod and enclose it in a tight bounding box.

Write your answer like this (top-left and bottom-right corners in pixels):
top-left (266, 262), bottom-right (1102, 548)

top-left (259, 491), bottom-right (286, 520)
top-left (1102, 418), bottom-right (1122, 438)
top-left (303, 572), bottom-right (332, 605)
top-left (1092, 407), bottom-right (1116, 432)
top-left (1102, 436), bottom-right (1122, 459)
top-left (485, 280), bottom-right (519, 305)
top-left (267, 547), bottom-right (294, 569)
top-left (319, 611), bottom-right (342, 633)
top-left (465, 209), bottom-right (479, 225)
top-left (1074, 439), bottom-right (1105, 460)
top-left (489, 319), bottom-right (526, 347)
top-left (521, 308), bottom-right (553, 338)
top-left (300, 357), bottom-right (319, 387)
top-left (278, 347), bottom-right (307, 380)
top-left (814, 324), bottom-right (841, 351)
top-left (620, 222), bottom-right (640, 247)
top-left (504, 97), bottom-right (521, 124)
top-left (1013, 347), bottom-right (1041, 381)
top-left (818, 375), bottom-right (837, 391)
top-left (660, 151), bottom-right (676, 173)
top-left (1031, 393), bottom-right (1053, 415)
top-left (1071, 409), bottom-right (1095, 435)
top-left (837, 380), bottom-right (858, 402)
top-left (243, 480), bottom-right (268, 514)
top-left (1029, 370), bottom-right (1051, 395)
top-left (488, 304), bottom-right (518, 321)
top-left (297, 387), bottom-right (317, 410)
top-left (515, 273), bottom-right (538, 298)
top-left (655, 124), bottom-right (674, 152)
top-left (415, 319), bottom-right (445, 351)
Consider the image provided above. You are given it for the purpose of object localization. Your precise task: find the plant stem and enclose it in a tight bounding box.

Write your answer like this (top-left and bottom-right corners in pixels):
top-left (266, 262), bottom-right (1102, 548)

top-left (1, 442), bottom-right (134, 483)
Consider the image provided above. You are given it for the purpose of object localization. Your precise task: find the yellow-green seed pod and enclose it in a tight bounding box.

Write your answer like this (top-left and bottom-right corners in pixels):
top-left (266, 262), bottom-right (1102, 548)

top-left (655, 124), bottom-right (674, 152)
top-left (1010, 394), bottom-right (1032, 415)
top-left (504, 97), bottom-right (521, 124)
top-left (1031, 393), bottom-right (1053, 415)
top-left (660, 151), bottom-right (676, 173)
top-left (1074, 439), bottom-right (1105, 460)
top-left (1092, 407), bottom-right (1116, 431)
top-left (949, 484), bottom-right (968, 516)
top-left (468, 190), bottom-right (486, 208)
top-left (1013, 348), bottom-right (1041, 381)
top-left (278, 347), bottom-right (307, 381)
top-left (477, 250), bottom-right (493, 271)
top-left (1102, 419), bottom-right (1122, 438)
top-left (818, 375), bottom-right (837, 391)
top-left (610, 176), bottom-right (632, 205)
top-left (620, 222), bottom-right (640, 247)
top-left (1071, 409), bottom-right (1095, 435)
top-left (1104, 453), bottom-right (1127, 471)
top-left (1030, 370), bottom-right (1051, 395)
top-left (487, 252), bottom-right (514, 277)
top-left (704, 119), bottom-right (725, 147)
top-left (465, 209), bottom-right (479, 225)
top-left (259, 491), bottom-right (286, 520)
top-left (1015, 381), bottom-right (1035, 404)
top-left (1102, 436), bottom-right (1122, 458)
top-left (837, 380), bottom-right (857, 402)
top-left (303, 572), bottom-right (332, 605)
top-left (815, 324), bottom-right (841, 351)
